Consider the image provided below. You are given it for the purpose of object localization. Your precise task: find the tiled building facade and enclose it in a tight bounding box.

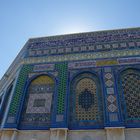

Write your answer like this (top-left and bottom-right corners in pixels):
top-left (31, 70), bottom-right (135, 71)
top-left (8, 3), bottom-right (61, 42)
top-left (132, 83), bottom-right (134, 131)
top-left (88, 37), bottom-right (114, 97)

top-left (0, 27), bottom-right (140, 140)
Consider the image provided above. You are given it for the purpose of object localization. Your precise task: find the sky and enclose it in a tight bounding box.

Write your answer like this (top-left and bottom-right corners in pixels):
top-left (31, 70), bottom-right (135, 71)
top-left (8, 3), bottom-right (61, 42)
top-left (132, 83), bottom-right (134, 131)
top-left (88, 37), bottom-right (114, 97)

top-left (0, 0), bottom-right (140, 79)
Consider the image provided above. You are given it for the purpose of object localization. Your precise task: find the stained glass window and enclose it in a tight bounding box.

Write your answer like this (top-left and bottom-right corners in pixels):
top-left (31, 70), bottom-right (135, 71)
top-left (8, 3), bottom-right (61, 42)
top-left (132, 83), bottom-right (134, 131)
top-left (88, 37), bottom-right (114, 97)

top-left (69, 73), bottom-right (103, 128)
top-left (120, 69), bottom-right (140, 123)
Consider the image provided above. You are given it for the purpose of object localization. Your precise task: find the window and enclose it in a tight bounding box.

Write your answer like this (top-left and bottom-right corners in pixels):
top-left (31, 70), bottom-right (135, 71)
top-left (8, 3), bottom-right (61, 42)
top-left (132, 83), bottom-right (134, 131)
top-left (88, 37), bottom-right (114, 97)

top-left (119, 69), bottom-right (140, 124)
top-left (69, 73), bottom-right (103, 128)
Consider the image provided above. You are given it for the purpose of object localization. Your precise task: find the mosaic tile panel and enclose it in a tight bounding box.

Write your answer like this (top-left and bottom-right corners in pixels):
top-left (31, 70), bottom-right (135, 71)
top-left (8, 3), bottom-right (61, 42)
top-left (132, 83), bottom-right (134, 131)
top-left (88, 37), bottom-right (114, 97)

top-left (69, 72), bottom-right (103, 128)
top-left (118, 57), bottom-right (140, 64)
top-left (106, 87), bottom-right (114, 94)
top-left (103, 67), bottom-right (119, 122)
top-left (107, 95), bottom-right (116, 103)
top-left (68, 58), bottom-right (140, 71)
top-left (20, 75), bottom-right (54, 127)
top-left (7, 65), bottom-right (33, 124)
top-left (108, 103), bottom-right (117, 112)
top-left (68, 60), bottom-right (96, 69)
top-left (33, 64), bottom-right (55, 72)
top-left (27, 28), bottom-right (140, 57)
top-left (23, 49), bottom-right (140, 65)
top-left (120, 69), bottom-right (140, 123)
top-left (55, 63), bottom-right (68, 115)
top-left (96, 60), bottom-right (118, 66)
top-left (26, 93), bottom-right (52, 113)
top-left (109, 113), bottom-right (118, 122)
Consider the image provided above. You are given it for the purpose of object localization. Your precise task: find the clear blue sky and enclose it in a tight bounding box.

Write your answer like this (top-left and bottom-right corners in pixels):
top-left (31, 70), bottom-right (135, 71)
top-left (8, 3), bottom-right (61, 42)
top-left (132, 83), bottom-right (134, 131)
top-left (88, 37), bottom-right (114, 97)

top-left (0, 0), bottom-right (140, 79)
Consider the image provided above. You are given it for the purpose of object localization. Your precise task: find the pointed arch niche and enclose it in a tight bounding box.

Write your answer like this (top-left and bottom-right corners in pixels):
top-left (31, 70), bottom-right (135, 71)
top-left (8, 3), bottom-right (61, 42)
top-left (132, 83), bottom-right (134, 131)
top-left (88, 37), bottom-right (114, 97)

top-left (0, 83), bottom-right (14, 126)
top-left (69, 72), bottom-right (104, 129)
top-left (119, 68), bottom-right (140, 125)
top-left (20, 75), bottom-right (55, 129)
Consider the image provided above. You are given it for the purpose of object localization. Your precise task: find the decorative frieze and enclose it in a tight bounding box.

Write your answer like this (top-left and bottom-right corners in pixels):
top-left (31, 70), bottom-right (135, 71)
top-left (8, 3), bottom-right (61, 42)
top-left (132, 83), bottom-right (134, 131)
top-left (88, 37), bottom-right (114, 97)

top-left (27, 41), bottom-right (140, 57)
top-left (68, 60), bottom-right (96, 69)
top-left (28, 28), bottom-right (140, 50)
top-left (33, 64), bottom-right (55, 72)
top-left (118, 57), bottom-right (140, 64)
top-left (22, 50), bottom-right (140, 65)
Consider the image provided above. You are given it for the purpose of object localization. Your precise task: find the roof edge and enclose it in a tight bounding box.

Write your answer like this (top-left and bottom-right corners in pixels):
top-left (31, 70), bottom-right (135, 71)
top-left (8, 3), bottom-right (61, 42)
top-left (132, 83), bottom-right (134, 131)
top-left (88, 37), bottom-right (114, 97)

top-left (28, 26), bottom-right (140, 42)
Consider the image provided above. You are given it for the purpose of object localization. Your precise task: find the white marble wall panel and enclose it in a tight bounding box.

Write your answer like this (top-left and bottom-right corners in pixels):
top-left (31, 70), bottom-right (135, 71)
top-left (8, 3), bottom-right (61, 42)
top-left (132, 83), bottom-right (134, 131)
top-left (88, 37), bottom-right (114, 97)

top-left (125, 129), bottom-right (140, 140)
top-left (16, 131), bottom-right (50, 140)
top-left (68, 130), bottom-right (106, 140)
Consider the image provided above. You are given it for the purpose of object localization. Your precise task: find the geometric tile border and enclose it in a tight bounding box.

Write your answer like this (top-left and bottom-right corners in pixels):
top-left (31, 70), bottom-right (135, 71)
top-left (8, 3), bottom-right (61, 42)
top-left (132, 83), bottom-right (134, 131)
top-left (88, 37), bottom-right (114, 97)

top-left (103, 67), bottom-right (119, 123)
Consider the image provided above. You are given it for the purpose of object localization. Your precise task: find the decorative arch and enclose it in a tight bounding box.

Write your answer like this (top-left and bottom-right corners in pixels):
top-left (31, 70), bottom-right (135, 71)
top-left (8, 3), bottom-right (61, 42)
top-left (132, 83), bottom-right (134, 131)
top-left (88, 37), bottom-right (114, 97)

top-left (69, 72), bottom-right (104, 129)
top-left (20, 75), bottom-right (55, 128)
top-left (0, 83), bottom-right (14, 126)
top-left (119, 68), bottom-right (140, 124)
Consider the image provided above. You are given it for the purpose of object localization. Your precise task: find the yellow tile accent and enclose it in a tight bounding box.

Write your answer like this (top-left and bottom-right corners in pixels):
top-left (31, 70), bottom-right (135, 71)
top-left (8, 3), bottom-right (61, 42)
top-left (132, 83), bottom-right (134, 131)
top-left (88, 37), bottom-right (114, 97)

top-left (96, 60), bottom-right (118, 66)
top-left (32, 75), bottom-right (54, 85)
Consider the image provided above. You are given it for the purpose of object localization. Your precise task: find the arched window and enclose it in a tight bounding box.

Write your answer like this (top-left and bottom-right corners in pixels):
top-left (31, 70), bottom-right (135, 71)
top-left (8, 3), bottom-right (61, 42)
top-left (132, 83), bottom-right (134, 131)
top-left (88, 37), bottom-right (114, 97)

top-left (20, 75), bottom-right (55, 128)
top-left (69, 73), bottom-right (103, 128)
top-left (119, 69), bottom-right (140, 124)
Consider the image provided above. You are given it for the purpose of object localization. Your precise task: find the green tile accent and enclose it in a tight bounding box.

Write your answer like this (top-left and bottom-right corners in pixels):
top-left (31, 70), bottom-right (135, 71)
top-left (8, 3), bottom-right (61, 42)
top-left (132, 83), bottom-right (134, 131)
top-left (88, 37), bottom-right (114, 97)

top-left (55, 63), bottom-right (68, 114)
top-left (9, 65), bottom-right (33, 115)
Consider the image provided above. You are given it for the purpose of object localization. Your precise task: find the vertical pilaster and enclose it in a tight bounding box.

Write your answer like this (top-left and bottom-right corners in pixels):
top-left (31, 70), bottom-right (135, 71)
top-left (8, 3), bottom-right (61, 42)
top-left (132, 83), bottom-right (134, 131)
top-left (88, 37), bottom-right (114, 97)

top-left (4, 65), bottom-right (33, 129)
top-left (50, 128), bottom-right (68, 140)
top-left (102, 67), bottom-right (123, 127)
top-left (11, 131), bottom-right (17, 140)
top-left (0, 130), bottom-right (16, 140)
top-left (52, 63), bottom-right (68, 128)
top-left (1, 70), bottom-right (20, 129)
top-left (106, 127), bottom-right (125, 140)
top-left (0, 131), bottom-right (2, 139)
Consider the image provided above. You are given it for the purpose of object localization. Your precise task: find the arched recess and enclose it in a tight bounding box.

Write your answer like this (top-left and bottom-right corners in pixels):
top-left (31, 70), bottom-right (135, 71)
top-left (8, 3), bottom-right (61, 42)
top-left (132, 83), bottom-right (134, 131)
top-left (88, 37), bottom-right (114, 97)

top-left (0, 83), bottom-right (14, 126)
top-left (119, 68), bottom-right (140, 125)
top-left (20, 75), bottom-right (55, 129)
top-left (69, 72), bottom-right (104, 129)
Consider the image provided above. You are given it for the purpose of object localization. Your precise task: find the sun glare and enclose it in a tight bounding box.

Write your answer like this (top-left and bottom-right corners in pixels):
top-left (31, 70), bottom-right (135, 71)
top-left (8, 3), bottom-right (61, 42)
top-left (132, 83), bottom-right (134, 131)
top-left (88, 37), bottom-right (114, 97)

top-left (61, 26), bottom-right (88, 34)
top-left (57, 21), bottom-right (92, 35)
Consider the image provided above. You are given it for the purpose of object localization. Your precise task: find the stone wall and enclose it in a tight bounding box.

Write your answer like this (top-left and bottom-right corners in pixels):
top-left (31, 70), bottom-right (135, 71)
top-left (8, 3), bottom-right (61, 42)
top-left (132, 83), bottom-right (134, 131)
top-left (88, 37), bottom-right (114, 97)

top-left (0, 128), bottom-right (140, 140)
top-left (17, 130), bottom-right (50, 140)
top-left (68, 130), bottom-right (106, 140)
top-left (125, 129), bottom-right (140, 140)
